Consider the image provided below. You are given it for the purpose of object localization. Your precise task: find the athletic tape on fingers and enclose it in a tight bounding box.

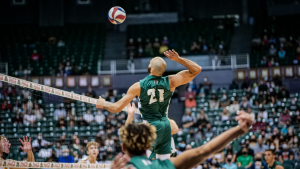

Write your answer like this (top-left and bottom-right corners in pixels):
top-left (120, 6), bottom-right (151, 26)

top-left (0, 160), bottom-right (110, 168)
top-left (0, 74), bottom-right (140, 114)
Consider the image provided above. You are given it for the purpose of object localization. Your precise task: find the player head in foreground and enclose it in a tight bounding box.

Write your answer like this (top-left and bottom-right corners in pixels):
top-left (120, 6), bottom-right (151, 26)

top-left (77, 141), bottom-right (99, 163)
top-left (264, 149), bottom-right (284, 169)
top-left (111, 105), bottom-right (254, 169)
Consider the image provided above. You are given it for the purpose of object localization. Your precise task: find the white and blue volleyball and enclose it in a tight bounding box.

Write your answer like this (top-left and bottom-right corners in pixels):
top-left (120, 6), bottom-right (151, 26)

top-left (108, 6), bottom-right (126, 24)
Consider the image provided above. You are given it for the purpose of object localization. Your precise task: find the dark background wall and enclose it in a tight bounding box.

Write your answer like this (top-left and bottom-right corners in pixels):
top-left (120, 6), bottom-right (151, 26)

top-left (0, 0), bottom-right (39, 24)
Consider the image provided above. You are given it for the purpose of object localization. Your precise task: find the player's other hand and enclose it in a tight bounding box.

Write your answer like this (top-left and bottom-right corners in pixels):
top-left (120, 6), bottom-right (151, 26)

top-left (96, 96), bottom-right (105, 109)
top-left (2, 139), bottom-right (11, 154)
top-left (126, 102), bottom-right (136, 116)
top-left (111, 153), bottom-right (133, 169)
top-left (19, 136), bottom-right (32, 153)
top-left (235, 110), bottom-right (254, 134)
top-left (164, 49), bottom-right (180, 62)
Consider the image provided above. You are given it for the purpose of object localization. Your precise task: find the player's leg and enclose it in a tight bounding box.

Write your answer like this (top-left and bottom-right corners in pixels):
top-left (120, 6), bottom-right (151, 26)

top-left (154, 118), bottom-right (172, 160)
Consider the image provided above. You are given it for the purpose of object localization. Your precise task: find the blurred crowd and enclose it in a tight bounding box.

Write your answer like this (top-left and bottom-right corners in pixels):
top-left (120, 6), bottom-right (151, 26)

top-left (252, 34), bottom-right (300, 67)
top-left (0, 86), bottom-right (127, 163)
top-left (126, 36), bottom-right (228, 59)
top-left (181, 76), bottom-right (300, 169)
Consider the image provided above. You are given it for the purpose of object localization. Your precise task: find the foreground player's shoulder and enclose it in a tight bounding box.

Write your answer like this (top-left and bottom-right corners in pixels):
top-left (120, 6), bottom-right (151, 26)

top-left (155, 159), bottom-right (176, 169)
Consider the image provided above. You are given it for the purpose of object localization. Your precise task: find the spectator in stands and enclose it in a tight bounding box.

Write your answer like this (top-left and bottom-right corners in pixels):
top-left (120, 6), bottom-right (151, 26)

top-left (196, 109), bottom-right (208, 126)
top-left (190, 41), bottom-right (201, 54)
top-left (57, 39), bottom-right (65, 47)
top-left (278, 48), bottom-right (286, 58)
top-left (33, 104), bottom-right (44, 120)
top-left (83, 109), bottom-right (94, 124)
top-left (289, 98), bottom-right (299, 111)
top-left (254, 138), bottom-right (268, 155)
top-left (237, 140), bottom-right (255, 158)
top-left (32, 134), bottom-right (51, 152)
top-left (185, 94), bottom-right (196, 108)
top-left (145, 42), bottom-right (154, 57)
top-left (182, 108), bottom-right (196, 128)
top-left (153, 38), bottom-right (160, 55)
top-left (194, 129), bottom-right (203, 143)
top-left (269, 45), bottom-right (277, 56)
top-left (15, 66), bottom-right (24, 77)
top-left (24, 65), bottom-right (32, 77)
top-left (279, 109), bottom-right (291, 125)
top-left (105, 88), bottom-right (117, 103)
top-left (159, 43), bottom-right (168, 54)
top-left (209, 94), bottom-right (219, 109)
top-left (241, 77), bottom-right (251, 90)
top-left (249, 153), bottom-right (268, 169)
top-left (237, 147), bottom-right (253, 168)
top-left (258, 107), bottom-right (268, 121)
top-left (278, 142), bottom-right (294, 163)
top-left (277, 85), bottom-right (290, 99)
top-left (1, 100), bottom-right (11, 111)
top-left (38, 143), bottom-right (52, 158)
top-left (54, 142), bottom-right (63, 159)
top-left (30, 50), bottom-right (40, 61)
top-left (223, 154), bottom-right (237, 169)
top-left (186, 128), bottom-right (196, 143)
top-left (23, 110), bottom-right (36, 125)
top-left (185, 87), bottom-right (196, 99)
top-left (220, 108), bottom-right (230, 121)
top-left (289, 136), bottom-right (299, 160)
top-left (247, 108), bottom-right (255, 122)
top-left (4, 86), bottom-right (17, 97)
top-left (240, 96), bottom-right (251, 110)
top-left (58, 148), bottom-right (74, 163)
top-left (228, 99), bottom-right (240, 115)
top-left (12, 99), bottom-right (22, 112)
top-left (162, 36), bottom-right (169, 46)
top-left (204, 123), bottom-right (215, 138)
top-left (260, 56), bottom-right (270, 67)
top-left (229, 80), bottom-right (239, 90)
top-left (12, 111), bottom-right (23, 124)
top-left (214, 150), bottom-right (225, 163)
top-left (256, 91), bottom-right (267, 105)
top-left (85, 86), bottom-right (96, 98)
top-left (95, 110), bottom-right (105, 124)
top-left (220, 93), bottom-right (230, 108)
top-left (68, 120), bottom-right (75, 128)
top-left (57, 118), bottom-right (67, 129)
top-left (78, 116), bottom-right (88, 126)
top-left (58, 134), bottom-right (67, 146)
top-left (54, 105), bottom-right (67, 119)
top-left (199, 76), bottom-right (212, 96)
top-left (269, 36), bottom-right (276, 44)
top-left (73, 138), bottom-right (82, 153)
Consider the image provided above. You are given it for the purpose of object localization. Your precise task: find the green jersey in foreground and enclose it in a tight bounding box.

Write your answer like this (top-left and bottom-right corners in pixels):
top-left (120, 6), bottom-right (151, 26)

top-left (128, 156), bottom-right (176, 169)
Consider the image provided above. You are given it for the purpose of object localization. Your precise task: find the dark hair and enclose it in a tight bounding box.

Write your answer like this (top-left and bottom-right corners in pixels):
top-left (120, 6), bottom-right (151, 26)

top-left (120, 123), bottom-right (156, 156)
top-left (265, 149), bottom-right (276, 155)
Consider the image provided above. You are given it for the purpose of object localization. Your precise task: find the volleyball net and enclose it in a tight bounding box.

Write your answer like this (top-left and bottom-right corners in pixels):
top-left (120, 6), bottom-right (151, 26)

top-left (0, 74), bottom-right (142, 168)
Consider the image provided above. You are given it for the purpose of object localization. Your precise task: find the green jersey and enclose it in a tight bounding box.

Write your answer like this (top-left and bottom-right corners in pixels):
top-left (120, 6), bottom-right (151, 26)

top-left (139, 75), bottom-right (173, 121)
top-left (128, 156), bottom-right (176, 169)
top-left (268, 161), bottom-right (282, 169)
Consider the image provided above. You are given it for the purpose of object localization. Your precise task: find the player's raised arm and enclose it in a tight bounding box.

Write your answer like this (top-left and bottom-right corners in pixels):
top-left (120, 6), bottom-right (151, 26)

top-left (125, 103), bottom-right (136, 125)
top-left (96, 82), bottom-right (140, 113)
top-left (170, 111), bottom-right (253, 169)
top-left (164, 50), bottom-right (202, 89)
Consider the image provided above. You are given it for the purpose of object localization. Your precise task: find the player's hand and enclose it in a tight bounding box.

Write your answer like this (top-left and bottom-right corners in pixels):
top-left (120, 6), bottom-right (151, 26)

top-left (19, 136), bottom-right (32, 152)
top-left (96, 96), bottom-right (105, 109)
top-left (2, 139), bottom-right (11, 154)
top-left (164, 49), bottom-right (180, 62)
top-left (235, 110), bottom-right (254, 134)
top-left (110, 153), bottom-right (133, 169)
top-left (126, 103), bottom-right (136, 116)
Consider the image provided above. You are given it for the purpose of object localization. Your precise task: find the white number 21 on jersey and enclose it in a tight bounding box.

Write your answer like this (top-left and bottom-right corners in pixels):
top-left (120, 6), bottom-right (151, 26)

top-left (147, 88), bottom-right (164, 104)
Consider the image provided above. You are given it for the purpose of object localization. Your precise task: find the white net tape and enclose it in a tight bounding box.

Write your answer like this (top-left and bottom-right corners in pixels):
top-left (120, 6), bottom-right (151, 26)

top-left (0, 160), bottom-right (110, 168)
top-left (0, 74), bottom-right (140, 114)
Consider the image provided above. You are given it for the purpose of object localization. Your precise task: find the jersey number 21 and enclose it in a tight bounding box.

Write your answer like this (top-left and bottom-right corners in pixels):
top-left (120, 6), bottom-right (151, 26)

top-left (147, 89), bottom-right (164, 104)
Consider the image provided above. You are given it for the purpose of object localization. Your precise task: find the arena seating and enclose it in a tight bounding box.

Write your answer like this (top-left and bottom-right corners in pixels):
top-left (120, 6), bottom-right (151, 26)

top-left (126, 19), bottom-right (234, 56)
top-left (251, 14), bottom-right (300, 67)
top-left (1, 24), bottom-right (106, 76)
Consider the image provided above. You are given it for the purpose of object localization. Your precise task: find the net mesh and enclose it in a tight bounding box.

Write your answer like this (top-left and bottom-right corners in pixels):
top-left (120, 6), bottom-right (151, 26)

top-left (0, 74), bottom-right (142, 168)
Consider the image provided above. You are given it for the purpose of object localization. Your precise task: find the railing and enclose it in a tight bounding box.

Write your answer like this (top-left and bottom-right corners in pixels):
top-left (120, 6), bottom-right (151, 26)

top-left (0, 63), bottom-right (8, 75)
top-left (98, 54), bottom-right (249, 75)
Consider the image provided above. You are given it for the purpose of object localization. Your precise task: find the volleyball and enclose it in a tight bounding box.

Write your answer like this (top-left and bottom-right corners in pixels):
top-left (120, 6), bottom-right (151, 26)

top-left (108, 6), bottom-right (126, 25)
